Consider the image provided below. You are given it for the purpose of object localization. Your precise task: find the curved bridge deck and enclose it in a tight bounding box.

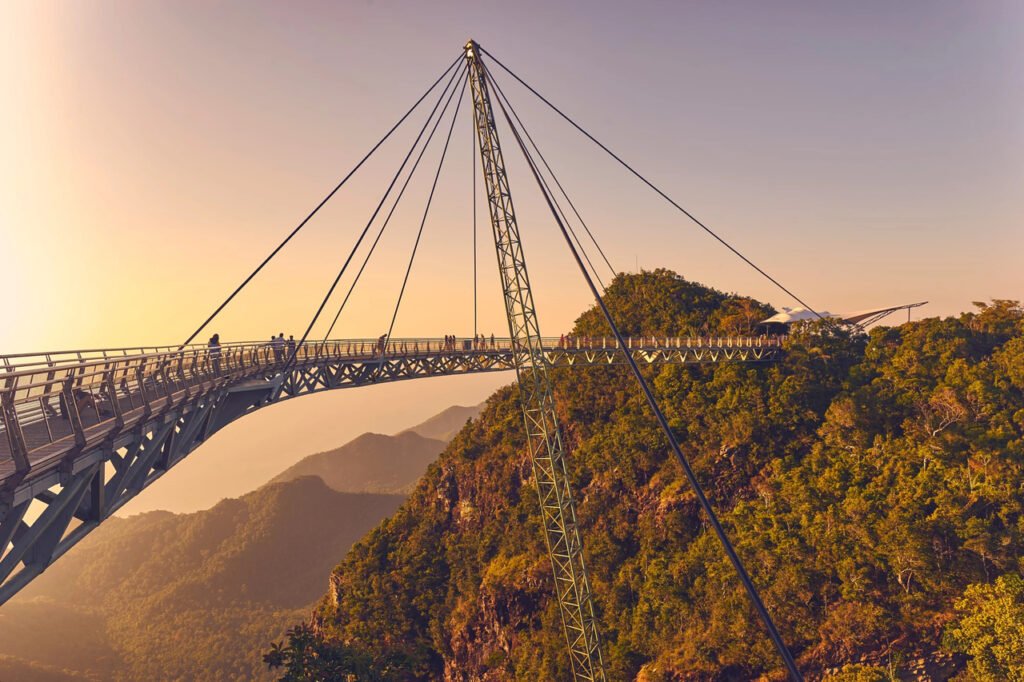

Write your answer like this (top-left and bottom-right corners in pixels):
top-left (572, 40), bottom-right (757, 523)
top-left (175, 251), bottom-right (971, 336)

top-left (0, 335), bottom-right (782, 603)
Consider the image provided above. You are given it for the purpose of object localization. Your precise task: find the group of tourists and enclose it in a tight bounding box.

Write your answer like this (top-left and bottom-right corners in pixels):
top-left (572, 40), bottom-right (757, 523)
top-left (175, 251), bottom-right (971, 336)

top-left (559, 334), bottom-right (585, 348)
top-left (206, 331), bottom-right (299, 371)
top-left (441, 334), bottom-right (497, 351)
top-left (204, 332), bottom-right (505, 367)
top-left (269, 332), bottom-right (297, 362)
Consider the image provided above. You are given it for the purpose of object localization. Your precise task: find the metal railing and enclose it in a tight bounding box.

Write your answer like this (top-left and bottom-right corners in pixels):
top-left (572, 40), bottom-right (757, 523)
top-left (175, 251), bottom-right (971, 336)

top-left (0, 335), bottom-right (785, 475)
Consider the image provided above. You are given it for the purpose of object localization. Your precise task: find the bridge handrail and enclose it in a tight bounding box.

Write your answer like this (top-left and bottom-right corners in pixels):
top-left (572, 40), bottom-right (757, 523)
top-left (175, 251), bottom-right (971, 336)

top-left (0, 339), bottom-right (392, 372)
top-left (0, 335), bottom-right (785, 465)
top-left (0, 335), bottom-right (785, 377)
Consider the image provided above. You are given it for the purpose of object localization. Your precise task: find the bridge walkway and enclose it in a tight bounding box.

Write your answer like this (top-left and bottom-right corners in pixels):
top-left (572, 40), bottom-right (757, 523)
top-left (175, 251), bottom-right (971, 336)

top-left (0, 334), bottom-right (782, 605)
top-left (1, 335), bottom-right (782, 497)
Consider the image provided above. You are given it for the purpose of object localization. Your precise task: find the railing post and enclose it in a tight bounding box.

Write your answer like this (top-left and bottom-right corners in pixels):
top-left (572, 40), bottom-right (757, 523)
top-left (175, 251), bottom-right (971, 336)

top-left (104, 371), bottom-right (124, 429)
top-left (1, 382), bottom-right (30, 474)
top-left (160, 362), bottom-right (174, 402)
top-left (136, 362), bottom-right (151, 418)
top-left (176, 354), bottom-right (190, 398)
top-left (62, 377), bottom-right (87, 448)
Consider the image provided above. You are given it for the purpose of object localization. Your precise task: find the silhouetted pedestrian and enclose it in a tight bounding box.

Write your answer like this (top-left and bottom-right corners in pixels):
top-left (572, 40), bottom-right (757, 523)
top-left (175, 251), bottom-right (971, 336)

top-left (272, 333), bottom-right (285, 363)
top-left (209, 333), bottom-right (222, 374)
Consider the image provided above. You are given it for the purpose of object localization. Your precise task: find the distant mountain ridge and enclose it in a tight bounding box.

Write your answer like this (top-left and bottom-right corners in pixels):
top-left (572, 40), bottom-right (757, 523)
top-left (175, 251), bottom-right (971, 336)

top-left (0, 475), bottom-right (405, 681)
top-left (0, 402), bottom-right (486, 681)
top-left (270, 431), bottom-right (445, 494)
top-left (400, 403), bottom-right (483, 442)
top-left (270, 403), bottom-right (483, 495)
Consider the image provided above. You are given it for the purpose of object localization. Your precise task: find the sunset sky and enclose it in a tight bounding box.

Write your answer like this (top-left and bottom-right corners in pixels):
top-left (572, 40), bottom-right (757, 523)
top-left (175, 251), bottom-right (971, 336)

top-left (2, 1), bottom-right (1021, 511)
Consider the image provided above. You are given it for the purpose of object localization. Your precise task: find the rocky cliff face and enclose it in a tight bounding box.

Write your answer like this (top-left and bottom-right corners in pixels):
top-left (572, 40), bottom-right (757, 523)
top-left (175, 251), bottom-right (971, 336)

top-left (287, 273), bottom-right (1024, 681)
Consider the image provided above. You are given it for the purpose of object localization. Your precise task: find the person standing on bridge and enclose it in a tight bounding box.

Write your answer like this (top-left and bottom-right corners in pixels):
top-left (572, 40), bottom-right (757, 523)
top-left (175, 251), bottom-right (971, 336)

top-left (490, 333), bottom-right (495, 349)
top-left (287, 335), bottom-right (296, 359)
top-left (272, 333), bottom-right (285, 363)
top-left (208, 334), bottom-right (222, 374)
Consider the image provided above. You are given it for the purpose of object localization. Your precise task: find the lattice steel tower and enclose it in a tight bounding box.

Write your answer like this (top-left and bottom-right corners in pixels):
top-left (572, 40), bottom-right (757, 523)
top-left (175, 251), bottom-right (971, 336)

top-left (465, 40), bottom-right (607, 681)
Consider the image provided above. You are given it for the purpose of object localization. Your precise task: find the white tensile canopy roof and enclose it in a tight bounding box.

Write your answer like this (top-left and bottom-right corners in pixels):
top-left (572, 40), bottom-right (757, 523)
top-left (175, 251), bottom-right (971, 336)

top-left (761, 302), bottom-right (928, 327)
top-left (760, 307), bottom-right (836, 325)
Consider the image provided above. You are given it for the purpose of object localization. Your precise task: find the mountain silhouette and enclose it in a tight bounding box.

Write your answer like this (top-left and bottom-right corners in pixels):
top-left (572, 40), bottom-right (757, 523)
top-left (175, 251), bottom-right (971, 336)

top-left (270, 403), bottom-right (482, 494)
top-left (0, 401), bottom-right (487, 681)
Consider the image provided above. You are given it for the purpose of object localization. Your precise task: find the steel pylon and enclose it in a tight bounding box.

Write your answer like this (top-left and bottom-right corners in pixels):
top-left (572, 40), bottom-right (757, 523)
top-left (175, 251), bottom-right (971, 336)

top-left (465, 40), bottom-right (608, 682)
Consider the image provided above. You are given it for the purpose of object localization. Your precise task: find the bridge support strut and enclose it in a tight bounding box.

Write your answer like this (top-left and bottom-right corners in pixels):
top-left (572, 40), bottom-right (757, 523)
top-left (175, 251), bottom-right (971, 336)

top-left (466, 40), bottom-right (607, 682)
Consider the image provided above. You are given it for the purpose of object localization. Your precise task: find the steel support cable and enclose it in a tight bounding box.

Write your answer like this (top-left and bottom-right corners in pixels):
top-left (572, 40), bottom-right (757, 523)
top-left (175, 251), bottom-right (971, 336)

top-left (490, 77), bottom-right (805, 682)
top-left (318, 70), bottom-right (468, 347)
top-left (483, 62), bottom-right (608, 292)
top-left (381, 74), bottom-right (469, 359)
top-left (472, 107), bottom-right (478, 339)
top-left (479, 65), bottom-right (606, 292)
top-left (280, 62), bottom-right (468, 373)
top-left (482, 79), bottom-right (606, 294)
top-left (482, 62), bottom-right (616, 281)
top-left (179, 53), bottom-right (464, 348)
top-left (480, 47), bottom-right (823, 321)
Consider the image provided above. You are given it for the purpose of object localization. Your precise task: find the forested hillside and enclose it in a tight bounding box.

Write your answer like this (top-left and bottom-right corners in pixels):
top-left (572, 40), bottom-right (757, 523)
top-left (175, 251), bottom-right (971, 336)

top-left (0, 478), bottom-right (404, 681)
top-left (269, 270), bottom-right (1024, 681)
top-left (0, 398), bottom-right (475, 681)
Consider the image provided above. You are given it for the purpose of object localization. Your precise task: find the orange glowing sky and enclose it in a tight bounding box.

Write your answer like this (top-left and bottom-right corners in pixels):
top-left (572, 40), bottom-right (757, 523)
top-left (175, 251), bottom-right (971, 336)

top-left (2, 1), bottom-right (1021, 512)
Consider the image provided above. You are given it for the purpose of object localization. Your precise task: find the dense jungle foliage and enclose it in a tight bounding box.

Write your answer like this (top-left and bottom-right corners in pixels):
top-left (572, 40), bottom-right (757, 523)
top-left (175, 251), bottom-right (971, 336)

top-left (268, 270), bottom-right (1024, 681)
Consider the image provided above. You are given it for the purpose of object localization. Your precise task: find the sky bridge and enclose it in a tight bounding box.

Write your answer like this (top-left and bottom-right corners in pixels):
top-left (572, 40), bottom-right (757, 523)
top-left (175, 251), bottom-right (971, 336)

top-left (0, 39), bottom-right (821, 680)
top-left (0, 334), bottom-right (782, 605)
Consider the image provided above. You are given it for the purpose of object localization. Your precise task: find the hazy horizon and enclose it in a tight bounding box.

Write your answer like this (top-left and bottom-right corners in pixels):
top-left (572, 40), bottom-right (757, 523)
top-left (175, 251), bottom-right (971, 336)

top-left (2, 1), bottom-right (1021, 353)
top-left (115, 373), bottom-right (503, 515)
top-left (2, 1), bottom-right (1021, 516)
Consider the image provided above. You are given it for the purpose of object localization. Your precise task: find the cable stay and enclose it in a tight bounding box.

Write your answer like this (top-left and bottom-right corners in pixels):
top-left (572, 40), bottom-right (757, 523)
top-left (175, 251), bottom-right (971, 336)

top-left (483, 58), bottom-right (804, 681)
top-left (280, 63), bottom-right (468, 374)
top-left (472, 111), bottom-right (479, 339)
top-left (180, 53), bottom-right (464, 348)
top-left (487, 63), bottom-right (606, 292)
top-left (379, 74), bottom-right (470, 362)
top-left (480, 45), bottom-right (823, 321)
top-left (482, 63), bottom-right (616, 283)
top-left (318, 71), bottom-right (469, 348)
